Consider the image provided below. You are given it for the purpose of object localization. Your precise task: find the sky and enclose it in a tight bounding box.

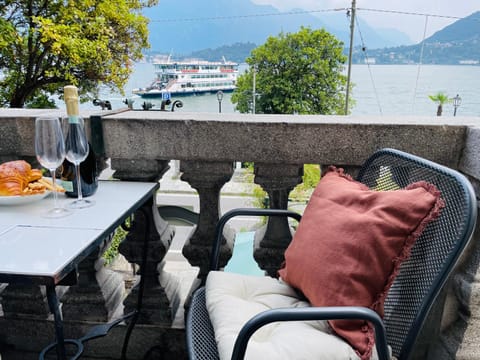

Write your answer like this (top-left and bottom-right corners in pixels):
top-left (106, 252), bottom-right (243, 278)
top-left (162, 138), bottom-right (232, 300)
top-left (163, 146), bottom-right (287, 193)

top-left (251, 0), bottom-right (480, 42)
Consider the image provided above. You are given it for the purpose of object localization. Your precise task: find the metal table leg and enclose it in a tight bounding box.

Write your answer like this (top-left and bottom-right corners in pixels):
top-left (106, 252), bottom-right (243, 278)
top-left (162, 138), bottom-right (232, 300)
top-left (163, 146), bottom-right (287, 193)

top-left (39, 206), bottom-right (152, 360)
top-left (45, 285), bottom-right (67, 360)
top-left (120, 207), bottom-right (150, 360)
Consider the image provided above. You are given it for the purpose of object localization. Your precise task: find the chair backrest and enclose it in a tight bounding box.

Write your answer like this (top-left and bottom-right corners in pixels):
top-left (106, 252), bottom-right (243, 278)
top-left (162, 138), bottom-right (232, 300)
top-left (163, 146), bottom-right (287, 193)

top-left (357, 148), bottom-right (477, 360)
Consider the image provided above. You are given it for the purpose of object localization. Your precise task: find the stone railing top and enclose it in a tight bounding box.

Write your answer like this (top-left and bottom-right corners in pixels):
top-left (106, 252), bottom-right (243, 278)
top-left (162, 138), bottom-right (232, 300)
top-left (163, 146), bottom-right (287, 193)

top-left (100, 110), bottom-right (479, 168)
top-left (104, 109), bottom-right (479, 125)
top-left (1, 108), bottom-right (480, 172)
top-left (2, 107), bottom-right (477, 125)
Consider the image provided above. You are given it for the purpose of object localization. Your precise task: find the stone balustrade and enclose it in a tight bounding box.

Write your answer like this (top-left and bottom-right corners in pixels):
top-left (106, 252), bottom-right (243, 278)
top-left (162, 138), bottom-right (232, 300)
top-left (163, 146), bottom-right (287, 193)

top-left (0, 108), bottom-right (480, 359)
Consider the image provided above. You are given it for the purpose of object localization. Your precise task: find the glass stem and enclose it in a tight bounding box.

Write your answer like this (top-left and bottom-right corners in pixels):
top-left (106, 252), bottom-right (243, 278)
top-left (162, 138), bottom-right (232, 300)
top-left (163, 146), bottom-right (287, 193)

top-left (50, 169), bottom-right (58, 209)
top-left (75, 163), bottom-right (83, 201)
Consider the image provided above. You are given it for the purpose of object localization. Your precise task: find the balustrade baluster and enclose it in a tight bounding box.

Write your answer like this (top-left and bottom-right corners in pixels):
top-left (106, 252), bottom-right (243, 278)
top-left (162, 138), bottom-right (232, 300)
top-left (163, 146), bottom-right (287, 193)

top-left (253, 163), bottom-right (303, 276)
top-left (61, 236), bottom-right (124, 322)
top-left (112, 159), bottom-right (175, 324)
top-left (181, 161), bottom-right (235, 283)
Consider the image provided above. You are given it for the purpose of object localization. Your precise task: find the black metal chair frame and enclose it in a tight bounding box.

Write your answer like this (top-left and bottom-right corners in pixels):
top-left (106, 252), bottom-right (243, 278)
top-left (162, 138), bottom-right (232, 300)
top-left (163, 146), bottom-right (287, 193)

top-left (186, 148), bottom-right (477, 360)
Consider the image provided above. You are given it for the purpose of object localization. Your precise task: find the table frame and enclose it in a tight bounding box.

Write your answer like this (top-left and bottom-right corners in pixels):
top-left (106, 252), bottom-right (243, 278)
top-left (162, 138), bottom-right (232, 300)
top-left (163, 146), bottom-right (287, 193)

top-left (0, 181), bottom-right (159, 359)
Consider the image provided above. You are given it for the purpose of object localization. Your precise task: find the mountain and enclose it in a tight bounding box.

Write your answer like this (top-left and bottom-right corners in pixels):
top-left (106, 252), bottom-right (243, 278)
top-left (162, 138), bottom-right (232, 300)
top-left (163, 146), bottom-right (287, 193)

top-left (351, 11), bottom-right (480, 65)
top-left (375, 28), bottom-right (412, 46)
top-left (143, 0), bottom-right (410, 56)
top-left (312, 11), bottom-right (413, 48)
top-left (428, 11), bottom-right (480, 43)
top-left (186, 42), bottom-right (257, 63)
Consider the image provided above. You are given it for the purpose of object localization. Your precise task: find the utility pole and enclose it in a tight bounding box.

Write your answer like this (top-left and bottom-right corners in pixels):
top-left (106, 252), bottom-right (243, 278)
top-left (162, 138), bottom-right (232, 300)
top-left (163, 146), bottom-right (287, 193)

top-left (252, 65), bottom-right (256, 114)
top-left (345, 0), bottom-right (356, 115)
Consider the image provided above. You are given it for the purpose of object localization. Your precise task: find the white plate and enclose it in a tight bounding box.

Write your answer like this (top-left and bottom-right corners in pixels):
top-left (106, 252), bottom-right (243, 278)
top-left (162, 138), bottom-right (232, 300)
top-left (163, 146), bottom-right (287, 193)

top-left (0, 192), bottom-right (51, 206)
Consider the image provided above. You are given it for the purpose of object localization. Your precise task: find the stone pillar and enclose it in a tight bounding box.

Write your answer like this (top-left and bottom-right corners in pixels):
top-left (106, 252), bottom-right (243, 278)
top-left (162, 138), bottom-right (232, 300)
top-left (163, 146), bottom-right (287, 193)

top-left (120, 197), bottom-right (174, 324)
top-left (110, 158), bottom-right (175, 324)
top-left (61, 234), bottom-right (125, 322)
top-left (253, 163), bottom-right (303, 277)
top-left (181, 161), bottom-right (235, 282)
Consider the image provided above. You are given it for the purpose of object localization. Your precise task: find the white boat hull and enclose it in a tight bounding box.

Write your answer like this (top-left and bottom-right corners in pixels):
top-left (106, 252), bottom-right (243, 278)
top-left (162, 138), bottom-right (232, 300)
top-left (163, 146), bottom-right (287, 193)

top-left (132, 58), bottom-right (238, 98)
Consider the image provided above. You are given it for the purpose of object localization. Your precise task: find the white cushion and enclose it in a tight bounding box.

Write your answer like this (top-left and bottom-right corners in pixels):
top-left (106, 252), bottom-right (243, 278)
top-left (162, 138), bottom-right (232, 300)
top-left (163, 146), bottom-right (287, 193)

top-left (206, 271), bottom-right (366, 360)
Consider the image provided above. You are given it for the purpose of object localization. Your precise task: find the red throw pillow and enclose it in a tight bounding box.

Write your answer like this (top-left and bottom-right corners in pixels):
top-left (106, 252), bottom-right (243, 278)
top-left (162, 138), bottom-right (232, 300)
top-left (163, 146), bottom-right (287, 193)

top-left (278, 167), bottom-right (444, 360)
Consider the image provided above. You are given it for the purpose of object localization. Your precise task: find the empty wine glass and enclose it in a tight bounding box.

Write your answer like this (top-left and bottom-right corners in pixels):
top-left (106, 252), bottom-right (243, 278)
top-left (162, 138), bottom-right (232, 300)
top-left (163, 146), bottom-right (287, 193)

top-left (64, 116), bottom-right (95, 209)
top-left (35, 117), bottom-right (72, 218)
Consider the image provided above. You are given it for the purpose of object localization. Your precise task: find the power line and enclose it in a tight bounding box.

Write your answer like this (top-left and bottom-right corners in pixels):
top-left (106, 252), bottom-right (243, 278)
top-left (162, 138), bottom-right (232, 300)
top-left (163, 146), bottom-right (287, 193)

top-left (149, 8), bottom-right (346, 23)
top-left (147, 7), bottom-right (474, 24)
top-left (356, 8), bottom-right (466, 21)
top-left (354, 16), bottom-right (383, 115)
top-left (412, 15), bottom-right (430, 114)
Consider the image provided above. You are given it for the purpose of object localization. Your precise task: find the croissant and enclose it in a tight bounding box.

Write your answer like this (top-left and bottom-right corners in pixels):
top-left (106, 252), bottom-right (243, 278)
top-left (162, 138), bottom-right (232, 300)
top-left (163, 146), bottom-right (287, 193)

top-left (0, 160), bottom-right (43, 196)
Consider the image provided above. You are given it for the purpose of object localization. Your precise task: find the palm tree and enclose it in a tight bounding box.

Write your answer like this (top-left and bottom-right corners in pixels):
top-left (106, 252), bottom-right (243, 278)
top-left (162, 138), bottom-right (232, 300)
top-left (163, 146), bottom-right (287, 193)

top-left (428, 92), bottom-right (451, 116)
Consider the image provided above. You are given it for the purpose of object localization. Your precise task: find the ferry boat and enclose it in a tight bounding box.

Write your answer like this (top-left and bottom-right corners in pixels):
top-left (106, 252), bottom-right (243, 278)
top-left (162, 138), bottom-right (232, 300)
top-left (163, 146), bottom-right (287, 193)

top-left (132, 58), bottom-right (238, 98)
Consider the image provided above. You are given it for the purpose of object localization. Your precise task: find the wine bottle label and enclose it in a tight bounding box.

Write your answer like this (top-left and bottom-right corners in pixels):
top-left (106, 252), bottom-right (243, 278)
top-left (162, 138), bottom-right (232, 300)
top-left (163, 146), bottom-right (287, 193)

top-left (61, 180), bottom-right (74, 192)
top-left (68, 115), bottom-right (80, 124)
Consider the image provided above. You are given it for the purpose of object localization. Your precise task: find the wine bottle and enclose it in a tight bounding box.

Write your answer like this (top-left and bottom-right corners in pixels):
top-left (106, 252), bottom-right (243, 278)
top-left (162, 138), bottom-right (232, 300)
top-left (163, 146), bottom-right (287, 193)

top-left (61, 85), bottom-right (98, 198)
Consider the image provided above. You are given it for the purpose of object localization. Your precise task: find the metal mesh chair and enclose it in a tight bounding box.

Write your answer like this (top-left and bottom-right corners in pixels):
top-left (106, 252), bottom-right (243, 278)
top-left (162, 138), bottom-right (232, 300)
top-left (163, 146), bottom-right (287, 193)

top-left (186, 148), bottom-right (477, 360)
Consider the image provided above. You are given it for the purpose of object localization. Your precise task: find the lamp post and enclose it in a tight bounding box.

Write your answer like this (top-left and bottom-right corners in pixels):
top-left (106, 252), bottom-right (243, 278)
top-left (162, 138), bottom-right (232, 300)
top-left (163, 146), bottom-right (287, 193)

top-left (453, 94), bottom-right (461, 116)
top-left (216, 90), bottom-right (224, 113)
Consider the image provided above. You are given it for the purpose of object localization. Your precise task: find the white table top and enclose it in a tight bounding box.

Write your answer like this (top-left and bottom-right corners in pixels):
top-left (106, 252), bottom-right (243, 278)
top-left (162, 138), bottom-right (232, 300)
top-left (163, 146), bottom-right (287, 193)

top-left (0, 180), bottom-right (158, 285)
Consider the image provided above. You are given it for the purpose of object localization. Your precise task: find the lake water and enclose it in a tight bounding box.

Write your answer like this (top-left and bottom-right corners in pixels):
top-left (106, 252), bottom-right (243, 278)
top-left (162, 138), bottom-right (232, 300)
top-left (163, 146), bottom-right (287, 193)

top-left (92, 63), bottom-right (480, 117)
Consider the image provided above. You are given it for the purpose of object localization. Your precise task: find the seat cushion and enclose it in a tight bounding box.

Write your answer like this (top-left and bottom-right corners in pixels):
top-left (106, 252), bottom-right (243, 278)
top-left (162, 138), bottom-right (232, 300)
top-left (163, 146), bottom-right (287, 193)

top-left (206, 271), bottom-right (364, 360)
top-left (278, 167), bottom-right (444, 360)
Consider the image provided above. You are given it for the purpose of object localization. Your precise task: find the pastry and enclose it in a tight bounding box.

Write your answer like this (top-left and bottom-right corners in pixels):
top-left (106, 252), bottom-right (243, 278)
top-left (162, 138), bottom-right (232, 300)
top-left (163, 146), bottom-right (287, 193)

top-left (0, 160), bottom-right (46, 196)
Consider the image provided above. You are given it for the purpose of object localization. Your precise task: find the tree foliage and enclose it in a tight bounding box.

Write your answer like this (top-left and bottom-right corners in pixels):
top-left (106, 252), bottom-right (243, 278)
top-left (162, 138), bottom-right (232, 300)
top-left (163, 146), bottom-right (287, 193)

top-left (428, 92), bottom-right (451, 116)
top-left (0, 0), bottom-right (157, 108)
top-left (231, 27), bottom-right (348, 115)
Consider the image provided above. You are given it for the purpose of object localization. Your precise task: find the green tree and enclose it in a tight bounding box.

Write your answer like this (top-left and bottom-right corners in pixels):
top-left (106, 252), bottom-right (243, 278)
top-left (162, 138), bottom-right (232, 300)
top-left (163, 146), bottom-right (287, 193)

top-left (0, 0), bottom-right (156, 108)
top-left (231, 27), bottom-right (348, 115)
top-left (428, 92), bottom-right (451, 116)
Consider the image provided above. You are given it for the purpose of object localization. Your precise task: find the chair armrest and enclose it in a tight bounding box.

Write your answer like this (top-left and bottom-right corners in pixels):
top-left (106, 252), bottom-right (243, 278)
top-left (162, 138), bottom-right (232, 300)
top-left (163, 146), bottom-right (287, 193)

top-left (210, 208), bottom-right (302, 271)
top-left (231, 306), bottom-right (390, 360)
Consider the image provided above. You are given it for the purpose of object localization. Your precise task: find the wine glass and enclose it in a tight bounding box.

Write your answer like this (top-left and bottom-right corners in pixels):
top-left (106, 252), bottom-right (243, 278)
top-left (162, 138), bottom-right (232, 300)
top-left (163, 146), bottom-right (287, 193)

top-left (64, 116), bottom-right (95, 208)
top-left (35, 117), bottom-right (72, 218)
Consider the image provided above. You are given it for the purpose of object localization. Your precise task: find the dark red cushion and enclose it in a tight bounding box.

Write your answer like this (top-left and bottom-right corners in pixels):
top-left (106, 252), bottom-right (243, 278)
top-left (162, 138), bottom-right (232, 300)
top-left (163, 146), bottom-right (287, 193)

top-left (278, 167), bottom-right (444, 360)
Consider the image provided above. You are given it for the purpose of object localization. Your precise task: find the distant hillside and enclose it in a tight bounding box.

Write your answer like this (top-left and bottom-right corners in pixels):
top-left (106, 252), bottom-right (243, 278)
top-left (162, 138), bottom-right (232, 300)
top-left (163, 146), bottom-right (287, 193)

top-left (184, 42), bottom-right (256, 63)
top-left (428, 12), bottom-right (480, 43)
top-left (143, 0), bottom-right (410, 56)
top-left (352, 11), bottom-right (480, 65)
